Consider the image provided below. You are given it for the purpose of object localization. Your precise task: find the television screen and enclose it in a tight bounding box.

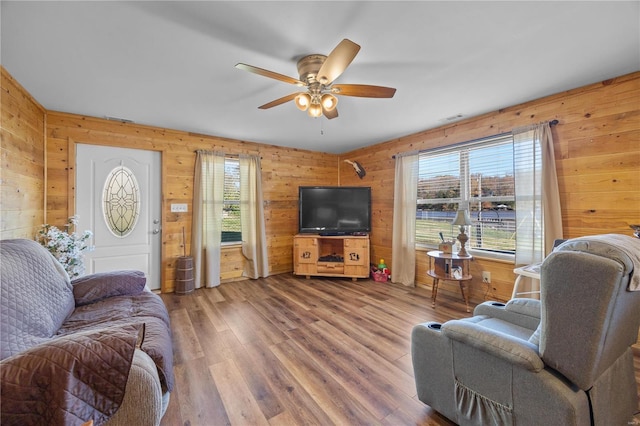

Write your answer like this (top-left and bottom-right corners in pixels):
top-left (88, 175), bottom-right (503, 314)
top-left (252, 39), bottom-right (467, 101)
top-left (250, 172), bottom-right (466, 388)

top-left (299, 186), bottom-right (371, 235)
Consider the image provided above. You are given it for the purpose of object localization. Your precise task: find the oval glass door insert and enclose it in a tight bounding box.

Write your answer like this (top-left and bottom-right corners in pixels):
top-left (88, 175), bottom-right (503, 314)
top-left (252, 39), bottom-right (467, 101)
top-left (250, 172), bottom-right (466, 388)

top-left (103, 165), bottom-right (140, 237)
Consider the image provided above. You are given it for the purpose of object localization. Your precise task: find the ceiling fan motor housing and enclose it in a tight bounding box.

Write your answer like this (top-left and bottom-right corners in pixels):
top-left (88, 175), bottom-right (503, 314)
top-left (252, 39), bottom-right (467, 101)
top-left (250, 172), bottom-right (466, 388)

top-left (297, 54), bottom-right (327, 85)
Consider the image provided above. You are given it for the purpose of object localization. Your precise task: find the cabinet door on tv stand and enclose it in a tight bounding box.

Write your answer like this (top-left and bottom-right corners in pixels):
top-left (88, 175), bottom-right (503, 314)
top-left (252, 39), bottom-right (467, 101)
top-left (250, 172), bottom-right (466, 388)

top-left (343, 238), bottom-right (369, 277)
top-left (294, 237), bottom-right (318, 275)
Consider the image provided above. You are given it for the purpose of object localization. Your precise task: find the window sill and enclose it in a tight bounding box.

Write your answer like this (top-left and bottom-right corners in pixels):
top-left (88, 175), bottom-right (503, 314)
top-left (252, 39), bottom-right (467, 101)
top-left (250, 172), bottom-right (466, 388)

top-left (222, 242), bottom-right (242, 248)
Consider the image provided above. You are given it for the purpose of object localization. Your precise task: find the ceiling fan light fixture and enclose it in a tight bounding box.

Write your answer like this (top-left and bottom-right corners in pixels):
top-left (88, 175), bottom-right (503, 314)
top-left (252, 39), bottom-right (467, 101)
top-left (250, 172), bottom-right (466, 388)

top-left (294, 93), bottom-right (311, 111)
top-left (321, 93), bottom-right (338, 111)
top-left (237, 39), bottom-right (396, 120)
top-left (307, 103), bottom-right (322, 118)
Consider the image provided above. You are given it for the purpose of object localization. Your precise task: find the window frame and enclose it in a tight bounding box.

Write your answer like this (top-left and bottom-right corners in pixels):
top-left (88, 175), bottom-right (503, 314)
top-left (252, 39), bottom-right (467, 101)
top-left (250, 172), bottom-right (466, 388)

top-left (221, 157), bottom-right (242, 245)
top-left (416, 134), bottom-right (517, 261)
top-left (102, 165), bottom-right (140, 238)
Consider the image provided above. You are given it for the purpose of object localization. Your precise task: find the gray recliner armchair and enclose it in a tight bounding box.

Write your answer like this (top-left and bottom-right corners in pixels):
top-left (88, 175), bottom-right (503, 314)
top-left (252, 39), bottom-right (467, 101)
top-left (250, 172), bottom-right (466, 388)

top-left (411, 234), bottom-right (640, 426)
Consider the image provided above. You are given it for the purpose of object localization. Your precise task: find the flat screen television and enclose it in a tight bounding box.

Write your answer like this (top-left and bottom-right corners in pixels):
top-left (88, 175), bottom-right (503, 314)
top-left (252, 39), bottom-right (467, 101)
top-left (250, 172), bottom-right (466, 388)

top-left (298, 186), bottom-right (371, 235)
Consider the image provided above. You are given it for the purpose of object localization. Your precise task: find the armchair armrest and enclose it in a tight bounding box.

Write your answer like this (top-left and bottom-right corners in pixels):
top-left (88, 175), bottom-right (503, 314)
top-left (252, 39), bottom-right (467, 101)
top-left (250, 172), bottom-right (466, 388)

top-left (474, 298), bottom-right (541, 330)
top-left (72, 270), bottom-right (146, 306)
top-left (442, 320), bottom-right (544, 372)
top-left (105, 349), bottom-right (164, 426)
top-left (505, 298), bottom-right (541, 317)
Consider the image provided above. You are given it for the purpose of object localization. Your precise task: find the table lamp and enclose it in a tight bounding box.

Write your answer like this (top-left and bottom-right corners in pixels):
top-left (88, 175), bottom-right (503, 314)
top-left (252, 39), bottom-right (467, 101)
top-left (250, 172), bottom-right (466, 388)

top-left (452, 209), bottom-right (472, 256)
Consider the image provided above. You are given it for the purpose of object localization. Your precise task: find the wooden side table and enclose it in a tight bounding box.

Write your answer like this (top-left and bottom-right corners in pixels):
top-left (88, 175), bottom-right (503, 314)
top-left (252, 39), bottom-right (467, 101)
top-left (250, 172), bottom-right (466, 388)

top-left (427, 250), bottom-right (473, 312)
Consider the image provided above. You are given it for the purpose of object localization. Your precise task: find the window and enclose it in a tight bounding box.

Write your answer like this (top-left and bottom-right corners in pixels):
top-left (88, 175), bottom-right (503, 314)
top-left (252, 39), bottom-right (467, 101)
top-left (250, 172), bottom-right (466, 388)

top-left (102, 165), bottom-right (140, 237)
top-left (416, 135), bottom-right (519, 255)
top-left (222, 158), bottom-right (241, 243)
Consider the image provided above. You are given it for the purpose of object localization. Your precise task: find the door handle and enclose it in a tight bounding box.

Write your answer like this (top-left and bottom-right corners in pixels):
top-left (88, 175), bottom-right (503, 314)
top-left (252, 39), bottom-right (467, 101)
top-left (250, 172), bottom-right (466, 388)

top-left (152, 229), bottom-right (160, 234)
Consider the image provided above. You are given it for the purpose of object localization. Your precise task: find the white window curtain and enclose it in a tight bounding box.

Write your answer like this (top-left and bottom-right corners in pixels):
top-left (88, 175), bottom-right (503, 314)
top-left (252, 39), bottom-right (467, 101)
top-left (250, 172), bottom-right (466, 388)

top-left (239, 154), bottom-right (269, 279)
top-left (392, 152), bottom-right (419, 287)
top-left (513, 123), bottom-right (563, 265)
top-left (191, 150), bottom-right (225, 288)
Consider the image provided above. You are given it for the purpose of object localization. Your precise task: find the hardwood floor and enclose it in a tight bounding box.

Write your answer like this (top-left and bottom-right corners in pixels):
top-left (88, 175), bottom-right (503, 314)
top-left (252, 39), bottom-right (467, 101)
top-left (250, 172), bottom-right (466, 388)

top-left (159, 275), bottom-right (640, 426)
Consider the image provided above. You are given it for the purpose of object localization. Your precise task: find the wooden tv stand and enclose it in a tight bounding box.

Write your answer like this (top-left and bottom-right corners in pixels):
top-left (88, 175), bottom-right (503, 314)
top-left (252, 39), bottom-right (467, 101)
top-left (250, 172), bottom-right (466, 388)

top-left (293, 234), bottom-right (370, 280)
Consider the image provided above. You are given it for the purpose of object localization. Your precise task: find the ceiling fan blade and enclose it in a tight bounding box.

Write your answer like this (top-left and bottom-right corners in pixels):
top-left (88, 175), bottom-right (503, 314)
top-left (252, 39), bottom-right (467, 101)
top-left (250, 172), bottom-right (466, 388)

top-left (323, 106), bottom-right (338, 120)
top-left (317, 39), bottom-right (361, 85)
top-left (331, 84), bottom-right (396, 98)
top-left (236, 63), bottom-right (305, 86)
top-left (258, 93), bottom-right (299, 109)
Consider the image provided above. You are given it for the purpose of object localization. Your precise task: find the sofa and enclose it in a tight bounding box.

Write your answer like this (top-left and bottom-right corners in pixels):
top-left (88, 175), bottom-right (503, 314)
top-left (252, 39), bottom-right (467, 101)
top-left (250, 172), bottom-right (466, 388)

top-left (0, 239), bottom-right (174, 426)
top-left (411, 234), bottom-right (640, 426)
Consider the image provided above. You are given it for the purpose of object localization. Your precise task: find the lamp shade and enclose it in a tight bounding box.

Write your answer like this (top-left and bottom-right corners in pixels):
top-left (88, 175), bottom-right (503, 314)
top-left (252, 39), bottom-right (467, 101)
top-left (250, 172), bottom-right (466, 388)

top-left (307, 103), bottom-right (322, 117)
top-left (321, 93), bottom-right (338, 111)
top-left (452, 209), bottom-right (472, 226)
top-left (294, 93), bottom-right (311, 111)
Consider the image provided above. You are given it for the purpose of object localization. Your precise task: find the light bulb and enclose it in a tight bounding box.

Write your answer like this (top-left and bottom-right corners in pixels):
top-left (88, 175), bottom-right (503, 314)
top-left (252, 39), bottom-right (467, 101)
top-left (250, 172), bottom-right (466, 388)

top-left (321, 94), bottom-right (338, 111)
top-left (307, 103), bottom-right (322, 118)
top-left (294, 93), bottom-right (311, 111)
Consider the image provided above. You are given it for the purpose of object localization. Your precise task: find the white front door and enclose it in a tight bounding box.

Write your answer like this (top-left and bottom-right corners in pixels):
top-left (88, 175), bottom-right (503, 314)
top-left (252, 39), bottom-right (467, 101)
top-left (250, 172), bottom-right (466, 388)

top-left (76, 144), bottom-right (162, 290)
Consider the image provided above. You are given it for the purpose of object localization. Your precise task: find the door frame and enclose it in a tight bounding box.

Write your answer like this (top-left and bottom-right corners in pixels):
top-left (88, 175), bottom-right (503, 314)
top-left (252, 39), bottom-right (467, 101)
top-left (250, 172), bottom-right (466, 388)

top-left (67, 138), bottom-right (167, 292)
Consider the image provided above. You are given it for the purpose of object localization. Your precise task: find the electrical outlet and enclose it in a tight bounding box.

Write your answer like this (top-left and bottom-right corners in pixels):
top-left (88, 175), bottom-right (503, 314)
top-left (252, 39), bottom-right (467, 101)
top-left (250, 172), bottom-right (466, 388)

top-left (482, 271), bottom-right (491, 283)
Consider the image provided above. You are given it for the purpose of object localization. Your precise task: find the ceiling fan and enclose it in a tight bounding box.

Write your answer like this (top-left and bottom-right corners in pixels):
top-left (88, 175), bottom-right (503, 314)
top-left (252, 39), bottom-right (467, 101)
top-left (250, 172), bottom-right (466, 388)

top-left (235, 39), bottom-right (396, 119)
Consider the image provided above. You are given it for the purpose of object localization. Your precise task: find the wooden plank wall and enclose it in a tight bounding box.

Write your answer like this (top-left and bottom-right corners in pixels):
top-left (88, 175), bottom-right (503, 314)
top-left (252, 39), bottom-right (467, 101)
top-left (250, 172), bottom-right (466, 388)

top-left (0, 66), bottom-right (46, 239)
top-left (3, 65), bottom-right (638, 304)
top-left (44, 112), bottom-right (338, 292)
top-left (339, 72), bottom-right (640, 303)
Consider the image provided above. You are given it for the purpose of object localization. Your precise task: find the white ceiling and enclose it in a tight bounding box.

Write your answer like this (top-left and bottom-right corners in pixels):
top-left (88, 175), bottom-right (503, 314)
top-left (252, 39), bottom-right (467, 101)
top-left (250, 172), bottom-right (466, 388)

top-left (2, 1), bottom-right (639, 154)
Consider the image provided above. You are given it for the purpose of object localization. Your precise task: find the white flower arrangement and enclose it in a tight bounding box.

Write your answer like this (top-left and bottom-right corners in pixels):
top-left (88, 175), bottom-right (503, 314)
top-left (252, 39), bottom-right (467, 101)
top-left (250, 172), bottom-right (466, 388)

top-left (35, 215), bottom-right (94, 279)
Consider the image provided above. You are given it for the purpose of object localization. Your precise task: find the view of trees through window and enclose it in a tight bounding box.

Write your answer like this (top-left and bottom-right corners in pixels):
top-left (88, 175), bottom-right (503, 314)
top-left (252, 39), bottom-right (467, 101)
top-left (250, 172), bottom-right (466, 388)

top-left (222, 158), bottom-right (241, 243)
top-left (416, 137), bottom-right (517, 254)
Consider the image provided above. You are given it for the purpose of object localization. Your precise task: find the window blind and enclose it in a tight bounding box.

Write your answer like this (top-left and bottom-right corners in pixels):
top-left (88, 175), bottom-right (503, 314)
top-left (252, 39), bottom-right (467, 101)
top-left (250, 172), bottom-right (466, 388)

top-left (416, 135), bottom-right (517, 254)
top-left (222, 158), bottom-right (241, 243)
